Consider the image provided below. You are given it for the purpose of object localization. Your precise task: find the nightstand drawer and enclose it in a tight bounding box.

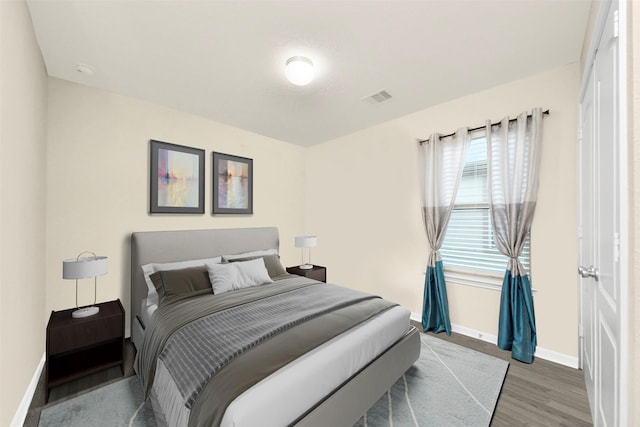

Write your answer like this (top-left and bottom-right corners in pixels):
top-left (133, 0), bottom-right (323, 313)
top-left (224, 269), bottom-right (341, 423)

top-left (49, 316), bottom-right (122, 354)
top-left (304, 268), bottom-right (326, 282)
top-left (286, 265), bottom-right (326, 282)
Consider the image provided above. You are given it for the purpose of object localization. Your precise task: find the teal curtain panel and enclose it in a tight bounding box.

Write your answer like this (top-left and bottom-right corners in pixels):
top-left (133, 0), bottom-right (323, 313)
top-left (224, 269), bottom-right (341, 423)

top-left (497, 270), bottom-right (537, 363)
top-left (422, 260), bottom-right (451, 335)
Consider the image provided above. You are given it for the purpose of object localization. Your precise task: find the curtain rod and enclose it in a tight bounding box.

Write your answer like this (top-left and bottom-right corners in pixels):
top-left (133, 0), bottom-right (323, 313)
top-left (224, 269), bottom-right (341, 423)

top-left (418, 109), bottom-right (550, 143)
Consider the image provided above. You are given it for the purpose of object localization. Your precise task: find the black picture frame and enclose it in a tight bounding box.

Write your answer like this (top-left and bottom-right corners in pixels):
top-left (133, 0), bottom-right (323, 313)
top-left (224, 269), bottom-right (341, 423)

top-left (212, 152), bottom-right (253, 215)
top-left (149, 140), bottom-right (205, 214)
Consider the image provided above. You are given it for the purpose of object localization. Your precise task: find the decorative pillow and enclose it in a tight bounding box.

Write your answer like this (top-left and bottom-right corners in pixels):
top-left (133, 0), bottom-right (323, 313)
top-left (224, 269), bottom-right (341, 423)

top-left (142, 257), bottom-right (222, 305)
top-left (149, 266), bottom-right (212, 303)
top-left (221, 248), bottom-right (278, 262)
top-left (206, 258), bottom-right (273, 294)
top-left (225, 253), bottom-right (288, 279)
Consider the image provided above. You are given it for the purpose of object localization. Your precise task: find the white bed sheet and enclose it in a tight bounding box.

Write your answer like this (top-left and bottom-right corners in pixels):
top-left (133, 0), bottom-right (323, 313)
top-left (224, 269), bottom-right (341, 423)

top-left (150, 304), bottom-right (410, 427)
top-left (140, 298), bottom-right (157, 329)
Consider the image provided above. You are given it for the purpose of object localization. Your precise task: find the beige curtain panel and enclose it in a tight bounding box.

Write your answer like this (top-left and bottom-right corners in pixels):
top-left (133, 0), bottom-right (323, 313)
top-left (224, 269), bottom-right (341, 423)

top-left (486, 108), bottom-right (543, 277)
top-left (418, 128), bottom-right (470, 266)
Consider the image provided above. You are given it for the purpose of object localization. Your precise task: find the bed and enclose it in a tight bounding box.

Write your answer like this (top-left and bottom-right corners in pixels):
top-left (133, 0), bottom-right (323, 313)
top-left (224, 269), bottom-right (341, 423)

top-left (130, 227), bottom-right (420, 427)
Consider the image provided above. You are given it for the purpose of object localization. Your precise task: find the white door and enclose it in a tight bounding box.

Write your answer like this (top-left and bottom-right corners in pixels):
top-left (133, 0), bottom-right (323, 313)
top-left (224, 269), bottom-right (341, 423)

top-left (579, 59), bottom-right (596, 410)
top-left (578, 1), bottom-right (625, 426)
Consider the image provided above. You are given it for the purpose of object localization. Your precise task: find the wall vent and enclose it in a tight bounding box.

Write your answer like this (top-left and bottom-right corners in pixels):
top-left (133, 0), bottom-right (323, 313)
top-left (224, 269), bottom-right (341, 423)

top-left (361, 89), bottom-right (392, 104)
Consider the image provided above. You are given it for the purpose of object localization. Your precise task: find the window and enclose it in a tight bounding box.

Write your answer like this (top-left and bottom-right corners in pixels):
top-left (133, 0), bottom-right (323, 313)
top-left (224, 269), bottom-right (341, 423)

top-left (440, 134), bottom-right (531, 280)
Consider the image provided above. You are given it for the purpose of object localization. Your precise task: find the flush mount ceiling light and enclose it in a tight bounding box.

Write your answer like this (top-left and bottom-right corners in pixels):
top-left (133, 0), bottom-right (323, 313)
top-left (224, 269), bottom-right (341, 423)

top-left (285, 56), bottom-right (314, 86)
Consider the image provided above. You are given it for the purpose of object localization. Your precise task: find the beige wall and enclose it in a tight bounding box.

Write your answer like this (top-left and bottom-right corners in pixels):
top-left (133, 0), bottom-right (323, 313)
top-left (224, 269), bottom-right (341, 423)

top-left (0, 0), bottom-right (48, 425)
top-left (45, 78), bottom-right (307, 337)
top-left (306, 64), bottom-right (580, 359)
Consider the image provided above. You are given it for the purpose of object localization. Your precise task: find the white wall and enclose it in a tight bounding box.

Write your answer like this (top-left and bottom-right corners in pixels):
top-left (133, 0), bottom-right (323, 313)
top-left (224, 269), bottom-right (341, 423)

top-left (306, 64), bottom-right (580, 360)
top-left (0, 1), bottom-right (48, 425)
top-left (45, 78), bottom-right (307, 337)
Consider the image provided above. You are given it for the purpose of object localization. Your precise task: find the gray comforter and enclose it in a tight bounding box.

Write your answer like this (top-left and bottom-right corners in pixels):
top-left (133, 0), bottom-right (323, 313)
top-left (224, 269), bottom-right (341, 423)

top-left (134, 276), bottom-right (397, 427)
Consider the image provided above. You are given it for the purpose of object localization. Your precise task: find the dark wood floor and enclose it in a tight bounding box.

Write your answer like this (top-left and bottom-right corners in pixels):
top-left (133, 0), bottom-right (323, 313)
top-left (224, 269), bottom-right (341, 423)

top-left (429, 331), bottom-right (593, 426)
top-left (24, 334), bottom-right (592, 426)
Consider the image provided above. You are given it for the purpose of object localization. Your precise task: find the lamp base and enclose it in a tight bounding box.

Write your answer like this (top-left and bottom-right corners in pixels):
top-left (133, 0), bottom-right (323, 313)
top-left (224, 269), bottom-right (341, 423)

top-left (299, 264), bottom-right (313, 270)
top-left (72, 306), bottom-right (99, 318)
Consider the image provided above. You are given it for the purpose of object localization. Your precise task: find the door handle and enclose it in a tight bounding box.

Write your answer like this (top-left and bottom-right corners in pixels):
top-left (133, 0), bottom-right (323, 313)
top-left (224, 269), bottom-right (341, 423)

top-left (578, 265), bottom-right (600, 281)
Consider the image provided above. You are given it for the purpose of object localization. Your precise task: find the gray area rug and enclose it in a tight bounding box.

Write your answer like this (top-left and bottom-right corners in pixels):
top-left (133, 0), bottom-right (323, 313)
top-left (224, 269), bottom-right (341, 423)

top-left (39, 334), bottom-right (508, 427)
top-left (38, 376), bottom-right (155, 427)
top-left (355, 334), bottom-right (509, 426)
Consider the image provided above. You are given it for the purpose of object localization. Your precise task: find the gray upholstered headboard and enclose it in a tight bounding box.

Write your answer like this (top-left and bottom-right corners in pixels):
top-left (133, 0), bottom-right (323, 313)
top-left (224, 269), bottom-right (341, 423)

top-left (130, 227), bottom-right (279, 349)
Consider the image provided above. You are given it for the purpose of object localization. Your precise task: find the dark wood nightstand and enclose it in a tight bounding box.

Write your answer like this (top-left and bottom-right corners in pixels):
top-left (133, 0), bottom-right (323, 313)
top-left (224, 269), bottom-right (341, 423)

top-left (286, 265), bottom-right (327, 282)
top-left (45, 299), bottom-right (124, 402)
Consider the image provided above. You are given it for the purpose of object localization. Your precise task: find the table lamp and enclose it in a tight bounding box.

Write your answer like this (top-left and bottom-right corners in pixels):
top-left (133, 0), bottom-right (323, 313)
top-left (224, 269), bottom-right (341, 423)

top-left (295, 236), bottom-right (317, 270)
top-left (63, 251), bottom-right (108, 318)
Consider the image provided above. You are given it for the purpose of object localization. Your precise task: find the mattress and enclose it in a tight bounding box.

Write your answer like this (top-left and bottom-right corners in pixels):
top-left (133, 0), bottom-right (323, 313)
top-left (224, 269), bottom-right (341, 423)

top-left (150, 305), bottom-right (410, 427)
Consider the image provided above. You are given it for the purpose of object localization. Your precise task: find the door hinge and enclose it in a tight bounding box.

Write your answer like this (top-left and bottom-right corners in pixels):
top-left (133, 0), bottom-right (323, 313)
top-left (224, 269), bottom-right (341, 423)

top-left (614, 9), bottom-right (619, 39)
top-left (614, 232), bottom-right (620, 263)
top-left (579, 323), bottom-right (584, 338)
top-left (577, 125), bottom-right (583, 143)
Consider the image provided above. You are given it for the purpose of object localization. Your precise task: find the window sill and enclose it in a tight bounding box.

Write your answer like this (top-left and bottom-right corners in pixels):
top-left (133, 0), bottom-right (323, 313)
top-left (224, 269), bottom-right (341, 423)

top-left (443, 270), bottom-right (538, 293)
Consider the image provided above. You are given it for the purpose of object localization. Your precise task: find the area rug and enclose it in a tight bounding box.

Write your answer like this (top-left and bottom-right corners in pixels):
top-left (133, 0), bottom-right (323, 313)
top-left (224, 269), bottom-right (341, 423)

top-left (38, 376), bottom-right (155, 427)
top-left (39, 333), bottom-right (508, 427)
top-left (355, 334), bottom-right (509, 427)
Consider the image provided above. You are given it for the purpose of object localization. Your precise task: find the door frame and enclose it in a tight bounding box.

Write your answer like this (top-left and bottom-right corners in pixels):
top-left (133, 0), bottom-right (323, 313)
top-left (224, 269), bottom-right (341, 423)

top-left (578, 0), bottom-right (629, 424)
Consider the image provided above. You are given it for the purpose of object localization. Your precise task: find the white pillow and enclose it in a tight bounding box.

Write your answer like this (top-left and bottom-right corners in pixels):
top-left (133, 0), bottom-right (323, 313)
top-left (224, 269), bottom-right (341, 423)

top-left (207, 258), bottom-right (273, 295)
top-left (141, 257), bottom-right (222, 305)
top-left (221, 248), bottom-right (278, 262)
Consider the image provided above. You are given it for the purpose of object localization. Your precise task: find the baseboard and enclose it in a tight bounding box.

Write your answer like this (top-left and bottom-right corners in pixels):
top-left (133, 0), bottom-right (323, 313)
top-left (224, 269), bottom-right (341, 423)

top-left (10, 352), bottom-right (45, 427)
top-left (533, 346), bottom-right (579, 368)
top-left (410, 312), bottom-right (579, 369)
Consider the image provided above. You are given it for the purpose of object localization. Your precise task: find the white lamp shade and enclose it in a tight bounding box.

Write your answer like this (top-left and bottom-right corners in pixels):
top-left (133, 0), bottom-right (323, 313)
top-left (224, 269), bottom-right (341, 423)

top-left (295, 236), bottom-right (317, 248)
top-left (63, 256), bottom-right (108, 279)
top-left (285, 56), bottom-right (314, 86)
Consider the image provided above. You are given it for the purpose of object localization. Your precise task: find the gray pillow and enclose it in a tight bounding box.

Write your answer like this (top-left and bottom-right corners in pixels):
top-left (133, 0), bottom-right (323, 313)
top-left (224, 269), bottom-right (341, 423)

top-left (225, 253), bottom-right (288, 279)
top-left (149, 265), bottom-right (212, 302)
top-left (141, 257), bottom-right (221, 305)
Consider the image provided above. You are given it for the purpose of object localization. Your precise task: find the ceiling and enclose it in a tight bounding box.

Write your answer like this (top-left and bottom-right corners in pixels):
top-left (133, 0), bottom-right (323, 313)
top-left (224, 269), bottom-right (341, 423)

top-left (26, 0), bottom-right (591, 147)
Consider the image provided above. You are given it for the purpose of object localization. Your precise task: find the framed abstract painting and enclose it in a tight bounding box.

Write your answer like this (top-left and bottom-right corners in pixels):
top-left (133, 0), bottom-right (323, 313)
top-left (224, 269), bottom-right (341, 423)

top-left (150, 140), bottom-right (205, 214)
top-left (212, 152), bottom-right (253, 214)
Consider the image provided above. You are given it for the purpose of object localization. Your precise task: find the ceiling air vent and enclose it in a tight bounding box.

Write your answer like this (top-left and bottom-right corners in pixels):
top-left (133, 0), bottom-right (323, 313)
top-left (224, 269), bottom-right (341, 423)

top-left (361, 89), bottom-right (392, 105)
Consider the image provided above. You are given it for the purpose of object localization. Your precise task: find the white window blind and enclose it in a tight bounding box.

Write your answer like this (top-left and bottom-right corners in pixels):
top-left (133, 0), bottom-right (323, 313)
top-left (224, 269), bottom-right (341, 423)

top-left (441, 135), bottom-right (531, 276)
